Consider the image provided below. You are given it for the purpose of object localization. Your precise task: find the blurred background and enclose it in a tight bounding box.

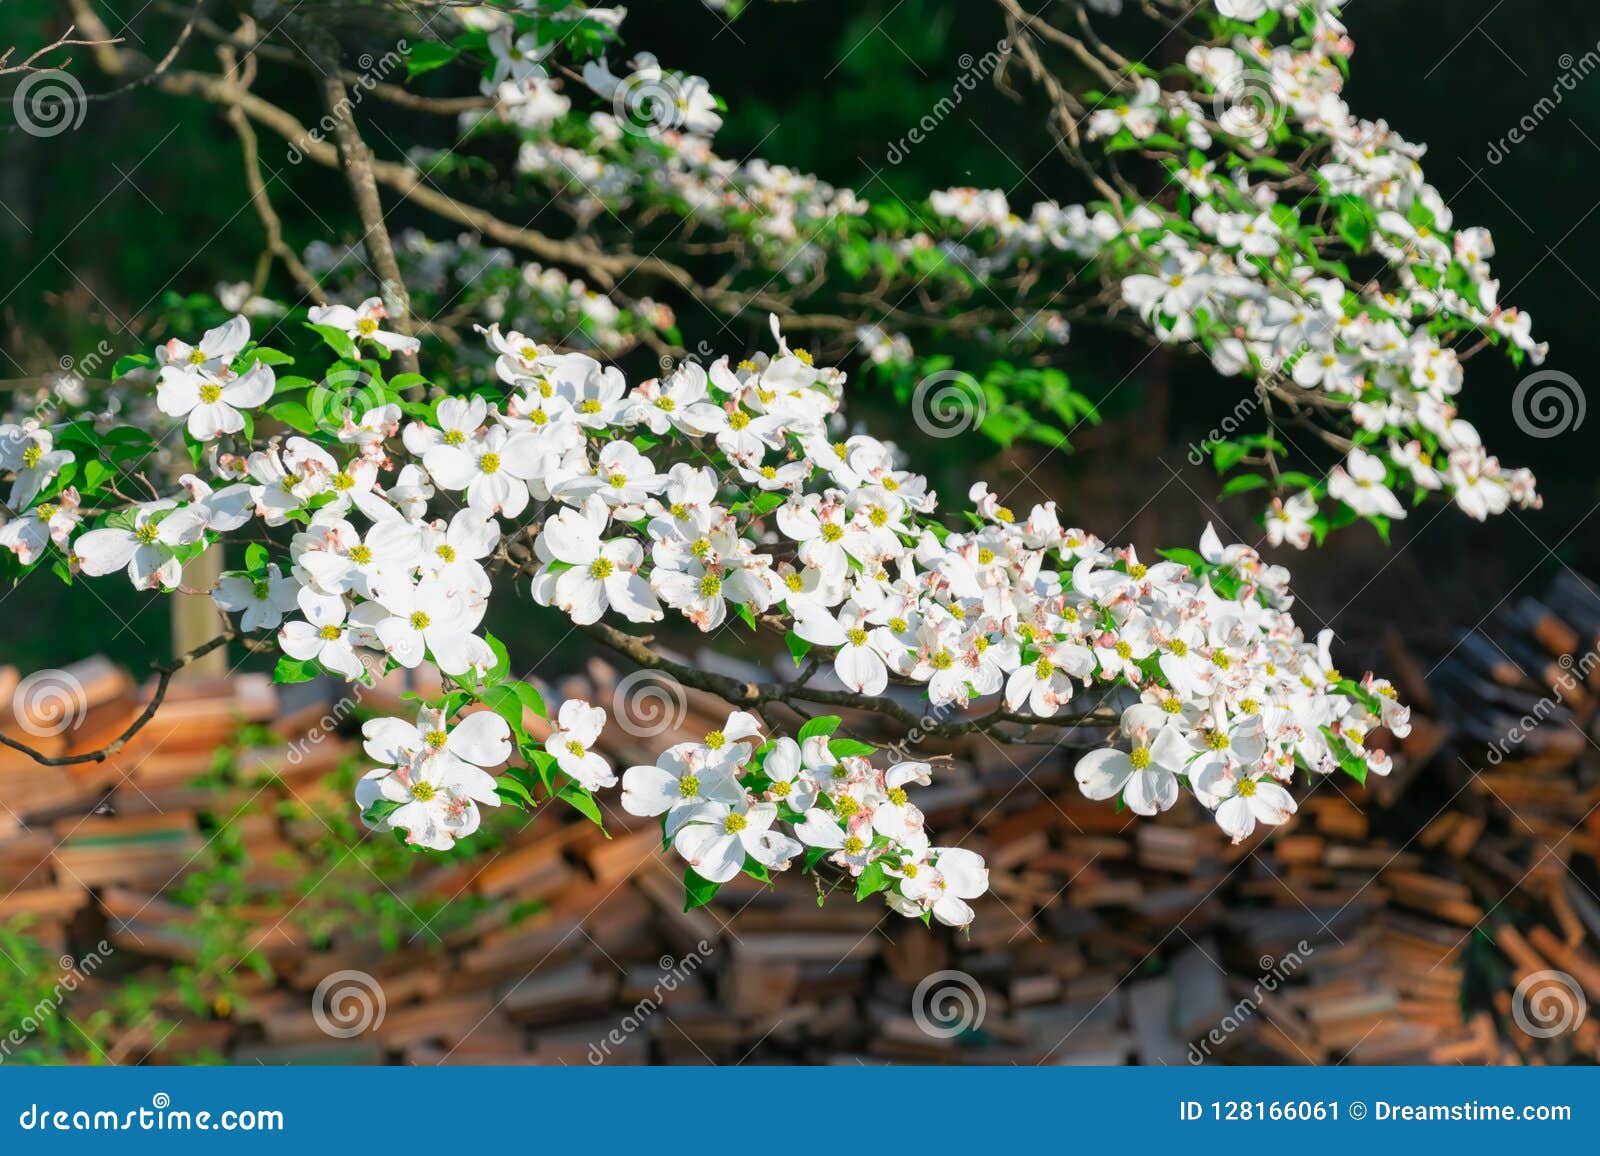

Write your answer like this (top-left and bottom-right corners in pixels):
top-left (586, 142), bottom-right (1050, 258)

top-left (0, 0), bottom-right (1596, 1065)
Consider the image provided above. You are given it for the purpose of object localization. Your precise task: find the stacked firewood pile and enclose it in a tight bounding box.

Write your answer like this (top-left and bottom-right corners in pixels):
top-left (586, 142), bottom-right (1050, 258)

top-left (2, 571), bottom-right (1598, 1065)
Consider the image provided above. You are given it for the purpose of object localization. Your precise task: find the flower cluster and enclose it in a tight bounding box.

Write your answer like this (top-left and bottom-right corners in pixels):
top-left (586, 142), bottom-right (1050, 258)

top-left (0, 289), bottom-right (1406, 922)
top-left (622, 710), bottom-right (989, 926)
top-left (439, 0), bottom-right (1542, 542)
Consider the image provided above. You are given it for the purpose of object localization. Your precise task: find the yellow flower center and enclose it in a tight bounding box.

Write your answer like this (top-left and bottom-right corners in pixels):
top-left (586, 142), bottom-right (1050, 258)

top-left (333, 471), bottom-right (355, 491)
top-left (930, 649), bottom-right (954, 670)
top-left (843, 835), bottom-right (865, 854)
top-left (977, 548), bottom-right (995, 565)
top-left (436, 544), bottom-right (456, 562)
top-left (727, 411), bottom-right (751, 430)
top-left (1169, 639), bottom-right (1188, 657)
top-left (1235, 778), bottom-right (1258, 798)
top-left (784, 573), bottom-right (804, 592)
top-left (821, 523), bottom-right (844, 543)
top-left (836, 796), bottom-right (860, 818)
top-left (679, 775), bottom-right (700, 798)
top-left (200, 383), bottom-right (223, 404)
top-left (723, 813), bottom-right (749, 834)
top-left (411, 780), bottom-right (437, 801)
top-left (1129, 747), bottom-right (1152, 770)
top-left (770, 780), bottom-right (791, 798)
top-left (187, 349), bottom-right (207, 365)
top-left (995, 506), bottom-right (1014, 523)
top-left (136, 522), bottom-right (161, 545)
top-left (1239, 698), bottom-right (1260, 714)
top-left (704, 730), bottom-right (727, 750)
top-left (760, 466), bottom-right (777, 480)
top-left (657, 397), bottom-right (676, 411)
top-left (889, 617), bottom-right (907, 633)
top-left (425, 730), bottom-right (448, 749)
top-left (478, 452), bottom-right (502, 474)
top-left (357, 318), bottom-right (379, 336)
top-left (1035, 657), bottom-right (1055, 678)
top-left (348, 545), bottom-right (373, 564)
top-left (846, 627), bottom-right (869, 647)
top-left (1128, 563), bottom-right (1147, 579)
top-left (606, 472), bottom-right (628, 488)
top-left (698, 573), bottom-right (722, 598)
top-left (409, 611), bottom-right (431, 630)
top-left (567, 740), bottom-right (586, 758)
top-left (318, 624), bottom-right (342, 641)
top-left (36, 503), bottom-right (57, 520)
top-left (670, 503), bottom-right (688, 519)
top-left (1115, 641), bottom-right (1133, 660)
top-left (887, 787), bottom-right (908, 806)
top-left (1205, 731), bottom-right (1230, 751)
top-left (589, 557), bottom-right (615, 579)
top-left (580, 400), bottom-right (603, 414)
top-left (22, 445), bottom-right (42, 469)
top-left (869, 507), bottom-right (888, 527)
top-left (443, 429), bottom-right (466, 445)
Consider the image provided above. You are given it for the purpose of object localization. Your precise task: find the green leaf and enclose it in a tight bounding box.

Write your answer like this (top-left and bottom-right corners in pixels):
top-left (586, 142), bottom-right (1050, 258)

top-left (267, 401), bottom-right (316, 433)
top-left (495, 777), bottom-right (538, 811)
top-left (112, 353), bottom-right (156, 379)
top-left (244, 543), bottom-right (269, 573)
top-left (362, 798), bottom-right (404, 824)
top-left (1220, 473), bottom-right (1271, 497)
top-left (1319, 725), bottom-right (1369, 784)
top-left (483, 631), bottom-right (511, 686)
top-left (829, 737), bottom-right (876, 759)
top-left (306, 322), bottom-right (358, 361)
top-left (796, 715), bottom-right (841, 742)
top-left (557, 783), bottom-right (605, 828)
top-left (683, 867), bottom-right (720, 911)
top-left (273, 656), bottom-right (318, 684)
top-left (406, 41), bottom-right (461, 78)
top-left (509, 680), bottom-right (547, 720)
top-left (784, 630), bottom-right (811, 668)
top-left (476, 685), bottom-right (527, 736)
top-left (1157, 547), bottom-right (1208, 570)
top-left (854, 858), bottom-right (893, 901)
